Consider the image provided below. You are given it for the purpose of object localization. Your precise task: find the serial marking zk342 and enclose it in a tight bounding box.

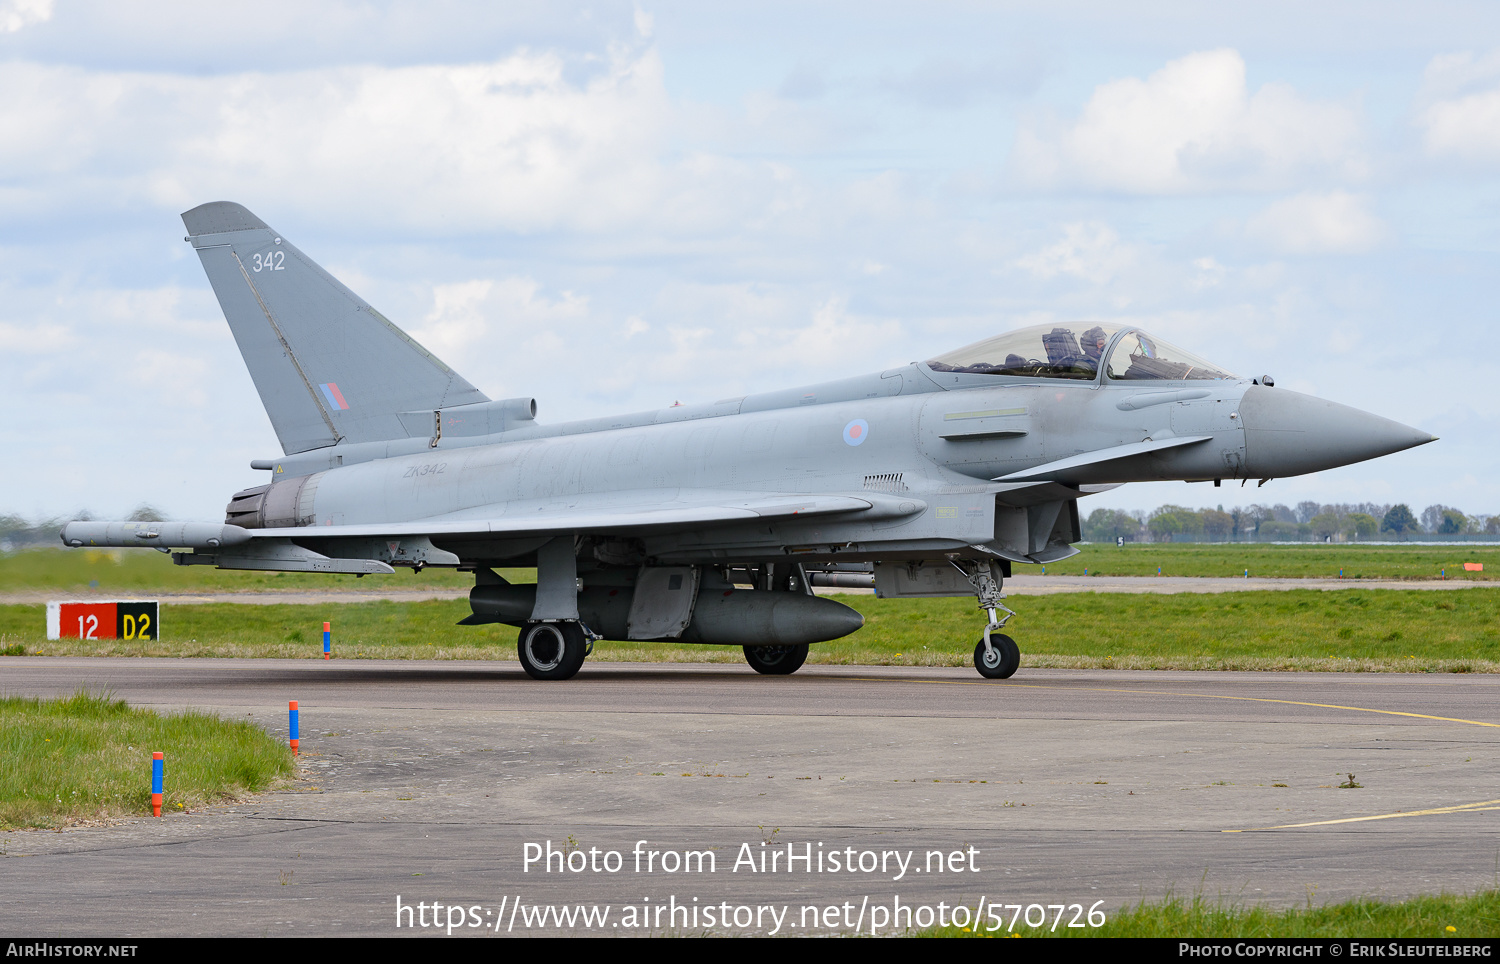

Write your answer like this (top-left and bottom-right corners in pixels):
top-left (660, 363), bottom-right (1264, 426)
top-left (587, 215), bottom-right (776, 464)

top-left (63, 203), bottom-right (1435, 680)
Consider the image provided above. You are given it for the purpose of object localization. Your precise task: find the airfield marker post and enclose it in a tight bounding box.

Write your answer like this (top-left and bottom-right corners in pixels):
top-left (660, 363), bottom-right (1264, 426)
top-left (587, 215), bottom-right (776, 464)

top-left (289, 701), bottom-right (299, 756)
top-left (151, 752), bottom-right (163, 817)
top-left (323, 621), bottom-right (331, 659)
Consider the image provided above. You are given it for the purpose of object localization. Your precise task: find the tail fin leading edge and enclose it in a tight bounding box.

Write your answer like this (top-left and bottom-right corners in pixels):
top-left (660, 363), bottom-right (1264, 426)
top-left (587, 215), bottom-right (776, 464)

top-left (182, 201), bottom-right (488, 455)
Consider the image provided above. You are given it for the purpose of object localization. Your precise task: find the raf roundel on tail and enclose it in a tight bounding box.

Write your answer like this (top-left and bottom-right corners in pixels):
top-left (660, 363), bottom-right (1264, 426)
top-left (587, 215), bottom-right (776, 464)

top-left (62, 202), bottom-right (1437, 680)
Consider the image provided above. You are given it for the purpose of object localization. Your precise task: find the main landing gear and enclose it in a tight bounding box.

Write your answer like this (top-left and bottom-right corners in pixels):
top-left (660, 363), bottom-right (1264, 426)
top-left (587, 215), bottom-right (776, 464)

top-left (517, 620), bottom-right (591, 681)
top-left (743, 643), bottom-right (809, 675)
top-left (950, 559), bottom-right (1021, 679)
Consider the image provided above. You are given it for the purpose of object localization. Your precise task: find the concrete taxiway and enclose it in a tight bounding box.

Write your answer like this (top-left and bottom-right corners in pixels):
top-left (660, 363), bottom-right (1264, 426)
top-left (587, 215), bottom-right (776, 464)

top-left (3, 659), bottom-right (1497, 936)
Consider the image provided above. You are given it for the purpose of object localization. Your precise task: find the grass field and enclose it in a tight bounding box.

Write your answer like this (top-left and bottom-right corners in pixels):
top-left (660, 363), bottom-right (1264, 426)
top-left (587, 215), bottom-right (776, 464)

top-left (0, 691), bottom-right (293, 829)
top-left (5, 544), bottom-right (1497, 672)
top-left (1038, 543), bottom-right (1500, 580)
top-left (5, 587), bottom-right (1497, 671)
top-left (2, 543), bottom-right (1496, 596)
top-left (0, 547), bottom-right (476, 593)
top-left (925, 890), bottom-right (1500, 938)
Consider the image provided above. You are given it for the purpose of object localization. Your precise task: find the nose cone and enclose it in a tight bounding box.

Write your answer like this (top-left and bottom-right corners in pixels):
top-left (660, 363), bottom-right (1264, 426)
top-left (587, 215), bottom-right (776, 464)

top-left (1239, 385), bottom-right (1435, 479)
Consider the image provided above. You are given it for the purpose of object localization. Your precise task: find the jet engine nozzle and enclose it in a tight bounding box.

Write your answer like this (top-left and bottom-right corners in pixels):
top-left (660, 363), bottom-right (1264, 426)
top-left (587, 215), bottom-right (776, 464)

top-left (1238, 385), bottom-right (1435, 479)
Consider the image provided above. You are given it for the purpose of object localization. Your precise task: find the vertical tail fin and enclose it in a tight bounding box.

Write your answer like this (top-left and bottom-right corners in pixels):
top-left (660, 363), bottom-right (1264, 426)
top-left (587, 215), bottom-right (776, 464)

top-left (182, 201), bottom-right (488, 455)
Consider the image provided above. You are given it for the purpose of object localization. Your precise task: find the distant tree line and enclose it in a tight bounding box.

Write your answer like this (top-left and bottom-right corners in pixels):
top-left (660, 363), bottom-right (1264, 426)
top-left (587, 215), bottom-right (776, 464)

top-left (2, 499), bottom-right (1496, 551)
top-left (1084, 501), bottom-right (1500, 543)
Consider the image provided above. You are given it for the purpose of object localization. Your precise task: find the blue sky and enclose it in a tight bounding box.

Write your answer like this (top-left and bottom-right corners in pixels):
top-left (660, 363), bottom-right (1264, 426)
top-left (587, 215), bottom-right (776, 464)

top-left (1, 1), bottom-right (1495, 522)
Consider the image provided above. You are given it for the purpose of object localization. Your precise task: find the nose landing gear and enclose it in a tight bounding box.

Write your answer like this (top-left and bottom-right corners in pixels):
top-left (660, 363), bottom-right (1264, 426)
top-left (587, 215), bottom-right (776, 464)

top-left (950, 558), bottom-right (1021, 679)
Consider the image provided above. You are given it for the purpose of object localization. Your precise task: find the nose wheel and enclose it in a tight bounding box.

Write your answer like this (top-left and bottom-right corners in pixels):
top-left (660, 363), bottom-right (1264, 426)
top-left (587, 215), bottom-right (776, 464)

top-left (974, 633), bottom-right (1020, 679)
top-left (950, 556), bottom-right (1022, 679)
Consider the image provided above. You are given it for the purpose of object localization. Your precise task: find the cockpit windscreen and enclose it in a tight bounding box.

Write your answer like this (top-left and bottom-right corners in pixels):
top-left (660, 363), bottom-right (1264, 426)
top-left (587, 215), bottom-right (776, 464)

top-left (1105, 331), bottom-right (1235, 381)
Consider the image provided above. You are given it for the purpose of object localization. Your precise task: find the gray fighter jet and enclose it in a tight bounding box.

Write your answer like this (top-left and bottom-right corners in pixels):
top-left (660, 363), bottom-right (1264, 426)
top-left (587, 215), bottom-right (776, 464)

top-left (62, 202), bottom-right (1436, 680)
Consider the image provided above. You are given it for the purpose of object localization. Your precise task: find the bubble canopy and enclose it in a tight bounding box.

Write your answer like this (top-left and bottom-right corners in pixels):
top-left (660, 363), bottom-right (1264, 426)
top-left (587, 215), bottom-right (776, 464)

top-left (925, 324), bottom-right (1236, 382)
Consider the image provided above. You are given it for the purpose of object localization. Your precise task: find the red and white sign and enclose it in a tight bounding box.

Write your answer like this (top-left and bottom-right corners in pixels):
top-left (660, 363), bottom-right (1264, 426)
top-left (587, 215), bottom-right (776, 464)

top-left (46, 600), bottom-right (159, 640)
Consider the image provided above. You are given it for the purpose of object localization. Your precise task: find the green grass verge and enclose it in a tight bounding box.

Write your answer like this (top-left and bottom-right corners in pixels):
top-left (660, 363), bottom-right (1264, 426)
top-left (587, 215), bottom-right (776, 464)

top-left (0, 691), bottom-right (294, 829)
top-left (925, 890), bottom-right (1500, 938)
top-left (3, 588), bottom-right (1498, 671)
top-left (1041, 543), bottom-right (1500, 580)
top-left (3, 543), bottom-right (1496, 597)
top-left (0, 547), bottom-right (479, 593)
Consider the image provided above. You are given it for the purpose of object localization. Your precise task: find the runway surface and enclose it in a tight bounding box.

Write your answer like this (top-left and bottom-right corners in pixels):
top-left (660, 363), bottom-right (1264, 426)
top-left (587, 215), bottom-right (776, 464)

top-left (3, 658), bottom-right (1498, 936)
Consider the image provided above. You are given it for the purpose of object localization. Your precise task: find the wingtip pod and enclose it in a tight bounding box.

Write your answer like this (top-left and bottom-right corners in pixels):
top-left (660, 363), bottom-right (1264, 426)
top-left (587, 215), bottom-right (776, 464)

top-left (60, 521), bottom-right (253, 551)
top-left (181, 201), bottom-right (269, 237)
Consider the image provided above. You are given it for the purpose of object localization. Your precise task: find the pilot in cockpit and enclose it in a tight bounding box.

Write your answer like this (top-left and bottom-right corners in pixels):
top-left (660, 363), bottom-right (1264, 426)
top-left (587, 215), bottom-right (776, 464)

top-left (1080, 326), bottom-right (1109, 367)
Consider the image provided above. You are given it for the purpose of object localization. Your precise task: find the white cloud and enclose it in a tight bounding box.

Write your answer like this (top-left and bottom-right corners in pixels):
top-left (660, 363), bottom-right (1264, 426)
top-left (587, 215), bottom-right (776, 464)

top-left (0, 47), bottom-right (696, 233)
top-left (184, 51), bottom-right (671, 232)
top-left (1244, 191), bottom-right (1388, 255)
top-left (410, 280), bottom-right (495, 360)
top-left (1010, 49), bottom-right (1365, 194)
top-left (1189, 256), bottom-right (1226, 291)
top-left (0, 0), bottom-right (51, 33)
top-left (1418, 48), bottom-right (1500, 99)
top-left (1013, 222), bottom-right (1136, 283)
top-left (632, 4), bottom-right (654, 39)
top-left (536, 283), bottom-right (910, 404)
top-left (844, 170), bottom-right (933, 222)
top-left (1417, 52), bottom-right (1500, 163)
top-left (784, 297), bottom-right (903, 364)
top-left (1421, 90), bottom-right (1500, 161)
top-left (408, 277), bottom-right (589, 385)
top-left (0, 320), bottom-right (74, 352)
top-left (0, 43), bottom-right (865, 244)
top-left (132, 348), bottom-right (211, 407)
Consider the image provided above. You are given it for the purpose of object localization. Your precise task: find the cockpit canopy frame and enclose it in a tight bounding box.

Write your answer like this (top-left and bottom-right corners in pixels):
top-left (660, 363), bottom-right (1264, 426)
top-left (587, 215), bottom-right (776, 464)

top-left (924, 323), bottom-right (1236, 384)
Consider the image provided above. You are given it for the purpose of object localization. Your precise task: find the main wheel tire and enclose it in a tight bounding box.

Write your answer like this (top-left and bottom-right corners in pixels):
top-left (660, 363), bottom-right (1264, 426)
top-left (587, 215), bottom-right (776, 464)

top-left (743, 643), bottom-right (809, 676)
top-left (518, 621), bottom-right (588, 680)
top-left (974, 633), bottom-right (1020, 679)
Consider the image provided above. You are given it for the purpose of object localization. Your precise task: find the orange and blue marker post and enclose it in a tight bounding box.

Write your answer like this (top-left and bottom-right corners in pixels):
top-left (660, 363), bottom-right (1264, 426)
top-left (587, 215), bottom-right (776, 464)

top-left (151, 751), bottom-right (163, 817)
top-left (323, 621), bottom-right (331, 659)
top-left (289, 700), bottom-right (299, 756)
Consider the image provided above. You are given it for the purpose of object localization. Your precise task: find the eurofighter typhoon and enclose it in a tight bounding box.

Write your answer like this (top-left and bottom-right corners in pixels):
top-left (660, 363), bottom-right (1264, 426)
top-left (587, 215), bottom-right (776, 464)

top-left (62, 203), bottom-right (1436, 680)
